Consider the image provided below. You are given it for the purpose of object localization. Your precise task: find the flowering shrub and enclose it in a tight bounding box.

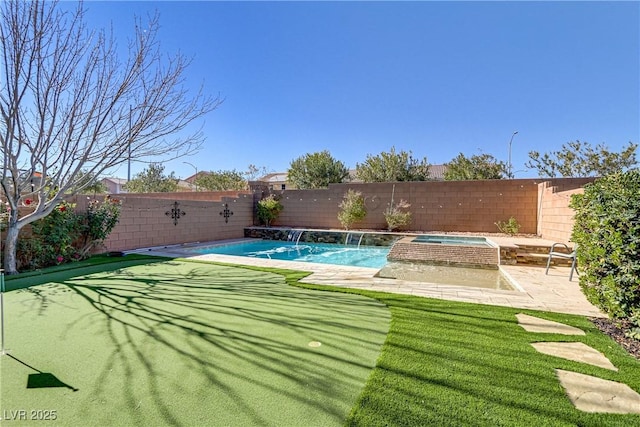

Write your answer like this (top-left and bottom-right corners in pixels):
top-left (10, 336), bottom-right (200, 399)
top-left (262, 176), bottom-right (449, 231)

top-left (16, 197), bottom-right (121, 271)
top-left (25, 201), bottom-right (83, 267)
top-left (80, 196), bottom-right (122, 256)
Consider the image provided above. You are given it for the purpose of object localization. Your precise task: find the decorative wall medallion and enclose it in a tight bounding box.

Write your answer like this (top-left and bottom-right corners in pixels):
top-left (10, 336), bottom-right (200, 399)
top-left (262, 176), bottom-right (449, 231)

top-left (165, 201), bottom-right (186, 226)
top-left (219, 203), bottom-right (233, 223)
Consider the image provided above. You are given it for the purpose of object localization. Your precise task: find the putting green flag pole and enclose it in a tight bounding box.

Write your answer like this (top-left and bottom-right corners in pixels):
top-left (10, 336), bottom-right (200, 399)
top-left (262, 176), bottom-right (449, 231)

top-left (1, 267), bottom-right (8, 355)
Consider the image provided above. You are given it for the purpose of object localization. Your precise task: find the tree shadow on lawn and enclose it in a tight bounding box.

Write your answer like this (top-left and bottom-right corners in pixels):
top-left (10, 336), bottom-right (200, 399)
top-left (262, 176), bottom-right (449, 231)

top-left (3, 259), bottom-right (390, 426)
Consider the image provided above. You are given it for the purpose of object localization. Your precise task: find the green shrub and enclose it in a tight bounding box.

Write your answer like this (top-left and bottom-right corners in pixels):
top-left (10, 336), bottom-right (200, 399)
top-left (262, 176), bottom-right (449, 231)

top-left (80, 196), bottom-right (122, 256)
top-left (16, 197), bottom-right (121, 271)
top-left (569, 170), bottom-right (640, 331)
top-left (384, 199), bottom-right (411, 231)
top-left (495, 217), bottom-right (521, 235)
top-left (28, 201), bottom-right (84, 267)
top-left (337, 190), bottom-right (367, 230)
top-left (257, 195), bottom-right (283, 227)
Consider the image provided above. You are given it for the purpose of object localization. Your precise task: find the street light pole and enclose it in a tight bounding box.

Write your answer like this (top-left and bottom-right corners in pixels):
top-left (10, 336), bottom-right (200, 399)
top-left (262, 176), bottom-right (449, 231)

top-left (183, 162), bottom-right (198, 192)
top-left (508, 131), bottom-right (518, 179)
top-left (127, 105), bottom-right (132, 182)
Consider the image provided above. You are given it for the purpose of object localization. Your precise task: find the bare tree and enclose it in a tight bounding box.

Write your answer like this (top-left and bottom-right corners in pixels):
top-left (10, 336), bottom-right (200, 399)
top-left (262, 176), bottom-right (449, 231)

top-left (0, 0), bottom-right (221, 273)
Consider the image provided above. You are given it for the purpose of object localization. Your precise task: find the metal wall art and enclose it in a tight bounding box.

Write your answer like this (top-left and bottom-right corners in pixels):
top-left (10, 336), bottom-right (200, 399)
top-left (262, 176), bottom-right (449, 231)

top-left (165, 201), bottom-right (186, 226)
top-left (219, 203), bottom-right (233, 223)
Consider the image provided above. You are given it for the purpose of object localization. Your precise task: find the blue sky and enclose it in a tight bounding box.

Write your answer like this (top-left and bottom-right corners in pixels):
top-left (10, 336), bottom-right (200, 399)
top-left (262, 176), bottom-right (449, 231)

top-left (81, 1), bottom-right (639, 179)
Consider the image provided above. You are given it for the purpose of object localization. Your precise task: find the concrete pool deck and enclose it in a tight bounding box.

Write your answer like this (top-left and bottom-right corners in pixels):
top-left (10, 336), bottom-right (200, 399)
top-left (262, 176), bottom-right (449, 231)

top-left (142, 239), bottom-right (603, 318)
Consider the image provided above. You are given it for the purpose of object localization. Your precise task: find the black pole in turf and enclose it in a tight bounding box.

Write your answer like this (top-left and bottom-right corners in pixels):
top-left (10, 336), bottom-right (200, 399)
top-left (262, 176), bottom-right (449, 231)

top-left (0, 267), bottom-right (8, 356)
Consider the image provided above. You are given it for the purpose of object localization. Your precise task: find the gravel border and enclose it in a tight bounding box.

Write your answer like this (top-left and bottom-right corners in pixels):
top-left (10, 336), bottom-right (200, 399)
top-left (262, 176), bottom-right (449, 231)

top-left (591, 318), bottom-right (640, 360)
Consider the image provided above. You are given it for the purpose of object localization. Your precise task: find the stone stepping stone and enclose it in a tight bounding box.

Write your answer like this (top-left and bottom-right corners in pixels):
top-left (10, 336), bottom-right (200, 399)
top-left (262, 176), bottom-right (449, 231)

top-left (556, 370), bottom-right (640, 414)
top-left (516, 313), bottom-right (585, 335)
top-left (531, 342), bottom-right (617, 371)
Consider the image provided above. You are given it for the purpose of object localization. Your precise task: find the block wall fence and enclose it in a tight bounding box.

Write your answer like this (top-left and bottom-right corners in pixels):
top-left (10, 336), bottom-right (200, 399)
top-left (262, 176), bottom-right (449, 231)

top-left (268, 179), bottom-right (541, 233)
top-left (536, 178), bottom-right (593, 243)
top-left (267, 178), bottom-right (593, 239)
top-left (70, 192), bottom-right (255, 252)
top-left (2, 178), bottom-right (593, 254)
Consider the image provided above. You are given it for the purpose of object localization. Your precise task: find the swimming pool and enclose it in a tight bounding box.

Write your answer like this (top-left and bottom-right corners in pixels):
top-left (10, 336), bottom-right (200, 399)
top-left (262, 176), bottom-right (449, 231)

top-left (189, 240), bottom-right (390, 268)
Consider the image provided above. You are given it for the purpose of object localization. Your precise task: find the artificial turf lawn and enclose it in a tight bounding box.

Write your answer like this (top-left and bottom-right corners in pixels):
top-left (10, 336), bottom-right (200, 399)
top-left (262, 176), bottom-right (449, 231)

top-left (2, 256), bottom-right (640, 426)
top-left (0, 257), bottom-right (390, 426)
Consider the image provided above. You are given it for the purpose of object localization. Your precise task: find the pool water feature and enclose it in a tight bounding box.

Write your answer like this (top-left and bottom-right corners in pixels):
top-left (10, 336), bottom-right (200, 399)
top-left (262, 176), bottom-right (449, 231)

top-left (377, 261), bottom-right (515, 290)
top-left (189, 240), bottom-right (390, 268)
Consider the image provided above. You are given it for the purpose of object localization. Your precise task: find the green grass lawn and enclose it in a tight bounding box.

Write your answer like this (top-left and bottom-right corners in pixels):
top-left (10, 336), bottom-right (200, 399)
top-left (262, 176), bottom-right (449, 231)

top-left (1, 256), bottom-right (640, 426)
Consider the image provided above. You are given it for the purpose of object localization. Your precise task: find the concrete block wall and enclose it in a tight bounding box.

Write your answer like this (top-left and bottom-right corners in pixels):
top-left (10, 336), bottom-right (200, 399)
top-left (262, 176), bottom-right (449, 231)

top-left (3, 178), bottom-right (593, 255)
top-left (115, 190), bottom-right (251, 202)
top-left (270, 179), bottom-right (542, 234)
top-left (536, 178), bottom-right (594, 243)
top-left (71, 193), bottom-right (254, 252)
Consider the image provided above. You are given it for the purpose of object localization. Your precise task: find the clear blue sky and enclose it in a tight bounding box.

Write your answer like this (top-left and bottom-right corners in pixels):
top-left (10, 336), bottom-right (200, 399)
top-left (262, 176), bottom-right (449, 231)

top-left (81, 1), bottom-right (639, 179)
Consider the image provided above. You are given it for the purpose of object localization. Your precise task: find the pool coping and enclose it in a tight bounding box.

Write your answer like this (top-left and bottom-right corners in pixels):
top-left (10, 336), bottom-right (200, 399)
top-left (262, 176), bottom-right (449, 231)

top-left (133, 238), bottom-right (604, 318)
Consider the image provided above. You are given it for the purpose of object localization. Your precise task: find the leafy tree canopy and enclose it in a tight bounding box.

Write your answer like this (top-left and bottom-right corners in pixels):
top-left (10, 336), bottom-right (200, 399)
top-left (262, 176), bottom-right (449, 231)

top-left (124, 163), bottom-right (178, 193)
top-left (355, 146), bottom-right (430, 182)
top-left (526, 141), bottom-right (638, 178)
top-left (196, 170), bottom-right (247, 191)
top-left (287, 150), bottom-right (350, 189)
top-left (444, 153), bottom-right (506, 180)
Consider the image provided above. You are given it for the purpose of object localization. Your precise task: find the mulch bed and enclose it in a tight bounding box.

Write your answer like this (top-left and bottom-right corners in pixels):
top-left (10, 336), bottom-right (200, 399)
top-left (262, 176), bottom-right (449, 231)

top-left (591, 318), bottom-right (640, 360)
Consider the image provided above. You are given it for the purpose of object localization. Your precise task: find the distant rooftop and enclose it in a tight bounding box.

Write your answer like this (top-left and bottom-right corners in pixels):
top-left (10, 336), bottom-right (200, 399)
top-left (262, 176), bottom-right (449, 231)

top-left (257, 165), bottom-right (448, 183)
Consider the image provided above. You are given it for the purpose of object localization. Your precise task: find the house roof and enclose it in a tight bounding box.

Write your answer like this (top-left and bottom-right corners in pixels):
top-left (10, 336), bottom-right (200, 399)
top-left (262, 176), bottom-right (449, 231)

top-left (428, 164), bottom-right (448, 180)
top-left (258, 172), bottom-right (289, 183)
top-left (258, 165), bottom-right (448, 183)
top-left (102, 177), bottom-right (129, 185)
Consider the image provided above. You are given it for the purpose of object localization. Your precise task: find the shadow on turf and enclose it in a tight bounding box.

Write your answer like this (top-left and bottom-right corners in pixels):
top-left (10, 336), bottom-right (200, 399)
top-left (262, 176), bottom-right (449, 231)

top-left (6, 354), bottom-right (79, 391)
top-left (12, 260), bottom-right (388, 425)
top-left (3, 255), bottom-right (170, 292)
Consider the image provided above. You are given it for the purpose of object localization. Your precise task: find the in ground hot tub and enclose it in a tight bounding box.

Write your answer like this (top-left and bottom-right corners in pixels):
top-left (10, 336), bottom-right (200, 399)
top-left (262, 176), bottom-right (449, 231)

top-left (412, 235), bottom-right (495, 247)
top-left (388, 235), bottom-right (499, 268)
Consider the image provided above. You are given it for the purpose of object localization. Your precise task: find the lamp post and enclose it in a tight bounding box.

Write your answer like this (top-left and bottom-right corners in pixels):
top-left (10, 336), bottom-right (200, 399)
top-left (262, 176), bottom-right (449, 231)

top-left (508, 131), bottom-right (518, 179)
top-left (183, 162), bottom-right (198, 192)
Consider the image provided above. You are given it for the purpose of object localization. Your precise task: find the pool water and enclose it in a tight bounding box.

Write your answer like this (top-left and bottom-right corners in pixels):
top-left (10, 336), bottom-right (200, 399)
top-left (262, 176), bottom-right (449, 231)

top-left (190, 240), bottom-right (390, 268)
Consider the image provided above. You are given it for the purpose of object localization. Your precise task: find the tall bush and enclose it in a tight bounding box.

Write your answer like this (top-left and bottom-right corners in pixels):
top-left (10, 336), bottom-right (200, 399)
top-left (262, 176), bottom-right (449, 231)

top-left (257, 195), bottom-right (283, 227)
top-left (337, 190), bottom-right (367, 229)
top-left (569, 170), bottom-right (640, 330)
top-left (383, 184), bottom-right (412, 231)
top-left (81, 196), bottom-right (122, 256)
